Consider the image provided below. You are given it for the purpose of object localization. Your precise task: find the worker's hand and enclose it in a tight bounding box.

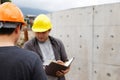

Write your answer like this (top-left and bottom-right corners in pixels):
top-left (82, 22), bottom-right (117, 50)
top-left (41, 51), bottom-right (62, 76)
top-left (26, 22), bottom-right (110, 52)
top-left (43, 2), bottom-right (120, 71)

top-left (56, 60), bottom-right (64, 65)
top-left (55, 60), bottom-right (70, 77)
top-left (56, 68), bottom-right (70, 77)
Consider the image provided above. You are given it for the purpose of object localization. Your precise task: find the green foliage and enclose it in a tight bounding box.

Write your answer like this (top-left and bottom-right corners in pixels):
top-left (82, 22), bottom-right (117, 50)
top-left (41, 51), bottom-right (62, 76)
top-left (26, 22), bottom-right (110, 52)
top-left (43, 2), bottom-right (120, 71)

top-left (1, 0), bottom-right (11, 4)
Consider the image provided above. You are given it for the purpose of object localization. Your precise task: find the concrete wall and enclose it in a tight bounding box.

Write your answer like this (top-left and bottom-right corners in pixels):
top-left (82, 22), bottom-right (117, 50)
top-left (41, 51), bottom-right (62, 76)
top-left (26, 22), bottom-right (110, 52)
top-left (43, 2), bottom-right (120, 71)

top-left (47, 2), bottom-right (120, 80)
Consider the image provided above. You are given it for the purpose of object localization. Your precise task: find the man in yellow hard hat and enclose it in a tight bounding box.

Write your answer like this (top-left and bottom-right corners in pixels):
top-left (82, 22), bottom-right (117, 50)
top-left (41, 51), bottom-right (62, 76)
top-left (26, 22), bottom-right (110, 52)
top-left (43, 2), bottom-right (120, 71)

top-left (23, 14), bottom-right (69, 80)
top-left (0, 2), bottom-right (47, 80)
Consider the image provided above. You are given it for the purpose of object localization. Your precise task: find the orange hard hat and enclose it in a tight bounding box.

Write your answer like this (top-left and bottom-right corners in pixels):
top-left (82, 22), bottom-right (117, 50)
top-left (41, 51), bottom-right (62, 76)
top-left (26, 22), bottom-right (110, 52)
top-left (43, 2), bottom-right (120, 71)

top-left (0, 2), bottom-right (26, 25)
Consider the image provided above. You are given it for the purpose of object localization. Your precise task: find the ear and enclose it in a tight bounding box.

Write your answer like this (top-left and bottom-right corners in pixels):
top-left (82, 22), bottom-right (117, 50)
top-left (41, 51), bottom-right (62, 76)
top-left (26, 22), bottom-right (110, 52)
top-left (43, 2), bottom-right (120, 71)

top-left (14, 26), bottom-right (20, 34)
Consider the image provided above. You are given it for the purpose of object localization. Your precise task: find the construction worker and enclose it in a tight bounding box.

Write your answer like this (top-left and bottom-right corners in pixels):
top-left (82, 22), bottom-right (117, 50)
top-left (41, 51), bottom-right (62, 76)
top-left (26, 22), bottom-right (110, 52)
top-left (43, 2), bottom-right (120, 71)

top-left (23, 14), bottom-right (70, 80)
top-left (0, 2), bottom-right (47, 80)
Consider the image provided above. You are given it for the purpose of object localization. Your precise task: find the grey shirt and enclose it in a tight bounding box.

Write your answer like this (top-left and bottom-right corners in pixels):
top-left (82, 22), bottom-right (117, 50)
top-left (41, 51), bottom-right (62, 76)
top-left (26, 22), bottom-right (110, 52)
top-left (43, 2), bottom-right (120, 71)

top-left (38, 39), bottom-right (58, 80)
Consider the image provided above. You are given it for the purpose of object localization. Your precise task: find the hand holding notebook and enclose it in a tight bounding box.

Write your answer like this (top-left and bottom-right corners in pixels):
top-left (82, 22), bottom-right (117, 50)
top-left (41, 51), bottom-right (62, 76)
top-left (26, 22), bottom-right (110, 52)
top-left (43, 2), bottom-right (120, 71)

top-left (45, 57), bottom-right (74, 77)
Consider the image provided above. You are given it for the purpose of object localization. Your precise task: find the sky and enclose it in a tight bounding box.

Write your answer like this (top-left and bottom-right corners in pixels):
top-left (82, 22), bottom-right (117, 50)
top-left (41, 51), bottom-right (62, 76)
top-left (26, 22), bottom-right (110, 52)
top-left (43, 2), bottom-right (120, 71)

top-left (12, 0), bottom-right (120, 12)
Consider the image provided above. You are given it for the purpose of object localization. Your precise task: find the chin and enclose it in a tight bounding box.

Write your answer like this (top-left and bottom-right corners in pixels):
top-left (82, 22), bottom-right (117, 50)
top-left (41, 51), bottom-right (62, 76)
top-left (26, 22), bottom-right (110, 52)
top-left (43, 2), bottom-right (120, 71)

top-left (39, 41), bottom-right (45, 43)
top-left (38, 39), bottom-right (45, 43)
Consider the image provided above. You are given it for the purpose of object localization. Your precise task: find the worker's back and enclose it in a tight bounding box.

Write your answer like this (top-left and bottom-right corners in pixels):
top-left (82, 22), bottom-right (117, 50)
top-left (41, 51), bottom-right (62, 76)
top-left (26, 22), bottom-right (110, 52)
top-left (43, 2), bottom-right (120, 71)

top-left (0, 46), bottom-right (46, 80)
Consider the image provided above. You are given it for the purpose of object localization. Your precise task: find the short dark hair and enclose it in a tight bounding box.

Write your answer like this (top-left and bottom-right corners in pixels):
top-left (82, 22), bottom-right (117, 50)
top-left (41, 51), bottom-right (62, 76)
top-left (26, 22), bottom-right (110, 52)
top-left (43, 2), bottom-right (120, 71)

top-left (0, 22), bottom-right (22, 35)
top-left (0, 28), bottom-right (15, 35)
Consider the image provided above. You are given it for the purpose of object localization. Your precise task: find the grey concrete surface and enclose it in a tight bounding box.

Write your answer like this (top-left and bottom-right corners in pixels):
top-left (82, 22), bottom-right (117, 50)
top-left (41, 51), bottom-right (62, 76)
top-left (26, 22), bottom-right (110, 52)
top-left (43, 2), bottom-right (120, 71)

top-left (46, 2), bottom-right (120, 80)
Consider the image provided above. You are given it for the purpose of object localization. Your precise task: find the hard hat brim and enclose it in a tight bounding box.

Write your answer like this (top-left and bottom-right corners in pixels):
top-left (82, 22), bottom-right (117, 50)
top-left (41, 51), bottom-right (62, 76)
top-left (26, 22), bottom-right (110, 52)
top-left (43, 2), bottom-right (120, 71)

top-left (32, 27), bottom-right (51, 32)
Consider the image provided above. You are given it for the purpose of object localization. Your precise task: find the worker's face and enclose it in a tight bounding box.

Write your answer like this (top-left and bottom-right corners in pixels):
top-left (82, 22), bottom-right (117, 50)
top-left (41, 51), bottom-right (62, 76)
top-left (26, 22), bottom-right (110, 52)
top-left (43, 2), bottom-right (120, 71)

top-left (35, 30), bottom-right (50, 42)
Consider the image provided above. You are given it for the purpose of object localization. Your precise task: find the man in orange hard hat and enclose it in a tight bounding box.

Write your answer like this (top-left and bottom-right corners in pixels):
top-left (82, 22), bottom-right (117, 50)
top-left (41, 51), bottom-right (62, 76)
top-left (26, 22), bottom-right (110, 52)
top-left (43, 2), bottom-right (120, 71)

top-left (23, 14), bottom-right (70, 80)
top-left (0, 2), bottom-right (47, 80)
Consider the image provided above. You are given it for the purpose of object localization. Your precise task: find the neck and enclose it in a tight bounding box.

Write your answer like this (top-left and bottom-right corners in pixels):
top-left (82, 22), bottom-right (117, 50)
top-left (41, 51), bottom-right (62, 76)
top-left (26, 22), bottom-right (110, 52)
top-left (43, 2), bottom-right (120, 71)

top-left (0, 35), bottom-right (14, 47)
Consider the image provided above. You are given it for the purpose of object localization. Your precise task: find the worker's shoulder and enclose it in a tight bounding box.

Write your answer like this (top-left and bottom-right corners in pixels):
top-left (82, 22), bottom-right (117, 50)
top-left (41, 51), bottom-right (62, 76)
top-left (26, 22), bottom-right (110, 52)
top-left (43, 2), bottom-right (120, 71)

top-left (50, 36), bottom-right (62, 42)
top-left (11, 47), bottom-right (41, 67)
top-left (15, 46), bottom-right (39, 59)
top-left (23, 38), bottom-right (35, 48)
top-left (24, 37), bottom-right (36, 45)
top-left (50, 36), bottom-right (64, 45)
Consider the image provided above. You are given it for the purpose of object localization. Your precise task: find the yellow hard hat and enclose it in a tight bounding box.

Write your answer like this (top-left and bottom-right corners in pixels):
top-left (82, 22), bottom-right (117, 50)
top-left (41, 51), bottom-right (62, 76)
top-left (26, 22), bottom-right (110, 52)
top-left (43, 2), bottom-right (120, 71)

top-left (32, 14), bottom-right (52, 32)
